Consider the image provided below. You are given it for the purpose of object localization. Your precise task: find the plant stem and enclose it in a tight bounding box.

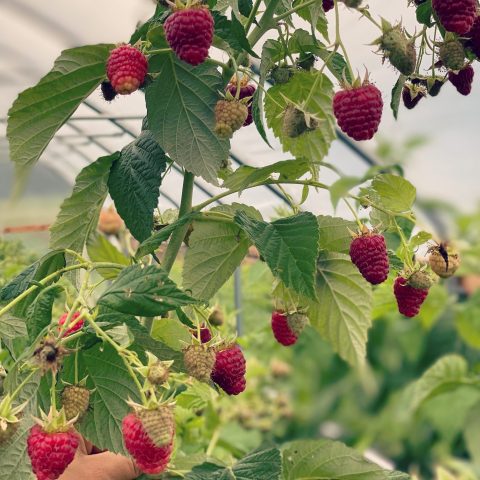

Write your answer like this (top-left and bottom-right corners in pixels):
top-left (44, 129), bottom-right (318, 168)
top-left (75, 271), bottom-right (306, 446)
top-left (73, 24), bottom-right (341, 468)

top-left (206, 427), bottom-right (221, 456)
top-left (245, 0), bottom-right (263, 34)
top-left (273, 0), bottom-right (317, 22)
top-left (10, 368), bottom-right (40, 402)
top-left (343, 198), bottom-right (363, 229)
top-left (334, 0), bottom-right (354, 81)
top-left (51, 370), bottom-right (57, 412)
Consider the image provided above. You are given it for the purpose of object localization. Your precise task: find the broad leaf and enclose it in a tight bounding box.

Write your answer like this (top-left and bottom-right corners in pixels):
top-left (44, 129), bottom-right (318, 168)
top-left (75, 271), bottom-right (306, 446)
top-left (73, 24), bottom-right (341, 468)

top-left (309, 251), bottom-right (372, 366)
top-left (329, 176), bottom-right (363, 209)
top-left (183, 204), bottom-right (260, 300)
top-left (317, 215), bottom-right (356, 254)
top-left (151, 317), bottom-right (192, 351)
top-left (212, 12), bottom-right (258, 58)
top-left (0, 315), bottom-right (27, 341)
top-left (98, 264), bottom-right (196, 316)
top-left (0, 421), bottom-right (35, 480)
top-left (416, 0), bottom-right (433, 27)
top-left (108, 130), bottom-right (168, 242)
top-left (265, 72), bottom-right (336, 162)
top-left (86, 233), bottom-right (130, 279)
top-left (235, 211), bottom-right (319, 299)
top-left (283, 439), bottom-right (410, 480)
top-left (7, 44), bottom-right (113, 183)
top-left (146, 55), bottom-right (229, 184)
top-left (370, 174), bottom-right (416, 213)
top-left (293, 0), bottom-right (329, 41)
top-left (50, 153), bottom-right (119, 252)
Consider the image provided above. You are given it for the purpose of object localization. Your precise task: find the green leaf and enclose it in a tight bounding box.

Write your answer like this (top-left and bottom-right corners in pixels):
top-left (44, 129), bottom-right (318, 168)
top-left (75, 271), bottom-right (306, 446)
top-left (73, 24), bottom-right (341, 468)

top-left (464, 401), bottom-right (480, 465)
top-left (418, 284), bottom-right (449, 330)
top-left (151, 317), bottom-right (192, 351)
top-left (329, 176), bottom-right (363, 209)
top-left (50, 153), bottom-right (119, 252)
top-left (230, 13), bottom-right (259, 58)
top-left (455, 293), bottom-right (480, 348)
top-left (7, 44), bottom-right (113, 184)
top-left (98, 264), bottom-right (197, 316)
top-left (183, 204), bottom-right (261, 300)
top-left (251, 88), bottom-right (272, 147)
top-left (391, 74), bottom-right (406, 120)
top-left (234, 211), bottom-right (319, 299)
top-left (406, 354), bottom-right (472, 413)
top-left (108, 130), bottom-right (168, 242)
top-left (370, 174), bottom-right (416, 213)
top-left (146, 55), bottom-right (229, 184)
top-left (186, 447), bottom-right (282, 480)
top-left (135, 212), bottom-right (199, 259)
top-left (293, 0), bottom-right (329, 41)
top-left (409, 231), bottom-right (432, 250)
top-left (265, 72), bottom-right (336, 162)
top-left (77, 344), bottom-right (141, 454)
top-left (309, 251), bottom-right (372, 366)
top-left (25, 285), bottom-right (63, 342)
top-left (283, 439), bottom-right (410, 480)
top-left (86, 233), bottom-right (130, 279)
top-left (0, 315), bottom-right (27, 341)
top-left (317, 215), bottom-right (356, 254)
top-left (416, 0), bottom-right (433, 27)
top-left (238, 0), bottom-right (253, 18)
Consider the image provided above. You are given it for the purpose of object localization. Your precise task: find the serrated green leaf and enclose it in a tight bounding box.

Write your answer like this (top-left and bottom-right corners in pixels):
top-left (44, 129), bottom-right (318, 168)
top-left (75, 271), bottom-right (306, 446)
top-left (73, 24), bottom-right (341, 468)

top-left (309, 251), bottom-right (372, 366)
top-left (0, 315), bottom-right (27, 341)
top-left (151, 317), bottom-right (191, 350)
top-left (183, 204), bottom-right (261, 300)
top-left (7, 44), bottom-right (113, 185)
top-left (235, 211), bottom-right (319, 299)
top-left (409, 230), bottom-right (432, 250)
top-left (391, 74), bottom-right (406, 120)
top-left (108, 130), bottom-right (168, 242)
top-left (98, 264), bottom-right (196, 316)
top-left (283, 439), bottom-right (410, 480)
top-left (293, 0), bottom-right (329, 41)
top-left (86, 233), bottom-right (130, 279)
top-left (317, 215), bottom-right (356, 254)
top-left (176, 383), bottom-right (218, 410)
top-left (146, 55), bottom-right (229, 184)
top-left (135, 212), bottom-right (199, 260)
top-left (265, 72), bottom-right (336, 161)
top-left (25, 285), bottom-right (62, 342)
top-left (371, 174), bottom-right (416, 213)
top-left (0, 420), bottom-right (35, 480)
top-left (50, 153), bottom-right (119, 252)
top-left (238, 0), bottom-right (253, 17)
top-left (329, 176), bottom-right (363, 209)
top-left (251, 88), bottom-right (272, 147)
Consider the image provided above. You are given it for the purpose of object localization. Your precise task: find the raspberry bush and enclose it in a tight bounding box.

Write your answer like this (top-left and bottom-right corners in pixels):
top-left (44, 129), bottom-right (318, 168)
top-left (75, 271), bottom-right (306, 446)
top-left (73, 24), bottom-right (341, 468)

top-left (1, 0), bottom-right (478, 478)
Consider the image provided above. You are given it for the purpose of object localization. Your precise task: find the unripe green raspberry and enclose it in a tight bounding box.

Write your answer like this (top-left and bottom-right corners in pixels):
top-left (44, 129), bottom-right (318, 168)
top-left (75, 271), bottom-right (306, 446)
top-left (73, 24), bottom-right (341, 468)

top-left (62, 385), bottom-right (90, 421)
top-left (282, 104), bottom-right (318, 138)
top-left (380, 27), bottom-right (416, 76)
top-left (183, 344), bottom-right (216, 382)
top-left (439, 40), bottom-right (465, 70)
top-left (214, 100), bottom-right (248, 139)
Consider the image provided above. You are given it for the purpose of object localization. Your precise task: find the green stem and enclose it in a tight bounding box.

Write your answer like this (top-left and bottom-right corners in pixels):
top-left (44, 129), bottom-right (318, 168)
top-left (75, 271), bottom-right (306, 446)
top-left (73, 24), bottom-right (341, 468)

top-left (343, 198), bottom-right (363, 229)
top-left (51, 370), bottom-right (57, 412)
top-left (205, 58), bottom-right (230, 70)
top-left (10, 368), bottom-right (39, 402)
top-left (206, 427), bottom-right (221, 456)
top-left (394, 218), bottom-right (415, 271)
top-left (333, 0), bottom-right (354, 81)
top-left (273, 0), bottom-right (317, 22)
top-left (147, 48), bottom-right (172, 55)
top-left (74, 340), bottom-right (80, 385)
top-left (245, 0), bottom-right (263, 34)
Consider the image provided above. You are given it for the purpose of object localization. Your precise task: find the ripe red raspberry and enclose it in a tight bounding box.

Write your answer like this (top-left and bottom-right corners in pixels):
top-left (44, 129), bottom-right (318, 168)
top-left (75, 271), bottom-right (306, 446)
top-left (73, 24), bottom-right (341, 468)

top-left (27, 425), bottom-right (79, 480)
top-left (271, 310), bottom-right (297, 346)
top-left (122, 413), bottom-right (174, 474)
top-left (211, 344), bottom-right (246, 395)
top-left (189, 324), bottom-right (212, 343)
top-left (349, 232), bottom-right (389, 285)
top-left (449, 65), bottom-right (475, 96)
top-left (393, 277), bottom-right (429, 318)
top-left (432, 0), bottom-right (476, 35)
top-left (467, 17), bottom-right (480, 58)
top-left (333, 82), bottom-right (383, 141)
top-left (164, 6), bottom-right (214, 66)
top-left (106, 45), bottom-right (148, 95)
top-left (58, 311), bottom-right (84, 337)
top-left (226, 84), bottom-right (256, 126)
top-left (323, 0), bottom-right (334, 12)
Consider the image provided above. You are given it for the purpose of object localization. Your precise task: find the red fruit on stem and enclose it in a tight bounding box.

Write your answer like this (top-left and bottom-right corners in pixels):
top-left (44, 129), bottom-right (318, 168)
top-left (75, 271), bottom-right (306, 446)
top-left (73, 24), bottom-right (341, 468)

top-left (164, 6), bottom-right (214, 66)
top-left (431, 0), bottom-right (476, 35)
top-left (349, 233), bottom-right (389, 285)
top-left (402, 86), bottom-right (425, 110)
top-left (467, 17), bottom-right (480, 58)
top-left (27, 425), bottom-right (79, 480)
top-left (122, 413), bottom-right (174, 475)
top-left (226, 84), bottom-right (256, 126)
top-left (271, 310), bottom-right (298, 346)
top-left (211, 344), bottom-right (246, 395)
top-left (58, 312), bottom-right (84, 337)
top-left (449, 65), bottom-right (475, 96)
top-left (393, 277), bottom-right (429, 318)
top-left (323, 0), bottom-right (334, 12)
top-left (333, 83), bottom-right (383, 141)
top-left (106, 45), bottom-right (148, 95)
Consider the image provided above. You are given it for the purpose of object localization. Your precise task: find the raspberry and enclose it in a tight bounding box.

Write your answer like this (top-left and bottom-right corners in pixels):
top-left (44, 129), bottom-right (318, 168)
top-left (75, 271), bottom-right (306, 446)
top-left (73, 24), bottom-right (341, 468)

top-left (226, 84), bottom-right (256, 126)
top-left (439, 40), bottom-right (465, 71)
top-left (27, 425), bottom-right (79, 480)
top-left (164, 6), bottom-right (214, 66)
top-left (100, 80), bottom-right (117, 102)
top-left (271, 311), bottom-right (298, 346)
top-left (268, 64), bottom-right (294, 85)
top-left (106, 45), bottom-right (148, 95)
top-left (432, 0), bottom-right (476, 35)
top-left (428, 78), bottom-right (445, 97)
top-left (190, 324), bottom-right (213, 343)
top-left (122, 413), bottom-right (173, 474)
top-left (333, 82), bottom-right (383, 141)
top-left (394, 277), bottom-right (429, 318)
top-left (467, 17), bottom-right (480, 58)
top-left (61, 385), bottom-right (90, 421)
top-left (214, 99), bottom-right (248, 138)
top-left (138, 406), bottom-right (175, 447)
top-left (147, 361), bottom-right (170, 385)
top-left (323, 0), bottom-right (334, 12)
top-left (287, 312), bottom-right (308, 336)
top-left (429, 247), bottom-right (461, 278)
top-left (58, 312), bottom-right (84, 337)
top-left (449, 65), bottom-right (475, 96)
top-left (211, 344), bottom-right (246, 395)
top-left (408, 271), bottom-right (434, 290)
top-left (349, 232), bottom-right (389, 285)
top-left (379, 26), bottom-right (416, 76)
top-left (183, 344), bottom-right (216, 382)
top-left (34, 338), bottom-right (69, 373)
top-left (282, 104), bottom-right (318, 138)
top-left (402, 84), bottom-right (426, 110)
